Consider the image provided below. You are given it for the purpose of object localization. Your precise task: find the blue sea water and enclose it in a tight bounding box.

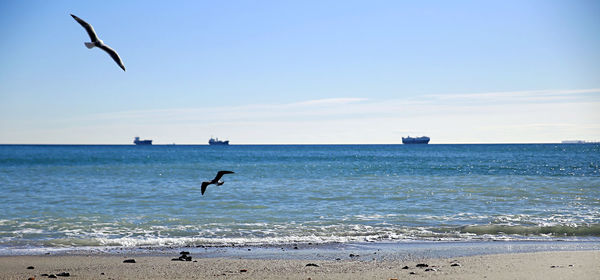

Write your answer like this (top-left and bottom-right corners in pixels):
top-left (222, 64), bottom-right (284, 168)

top-left (0, 144), bottom-right (599, 252)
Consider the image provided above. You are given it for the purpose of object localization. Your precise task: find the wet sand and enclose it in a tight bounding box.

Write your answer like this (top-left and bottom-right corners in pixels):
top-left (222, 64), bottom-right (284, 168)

top-left (1, 250), bottom-right (598, 279)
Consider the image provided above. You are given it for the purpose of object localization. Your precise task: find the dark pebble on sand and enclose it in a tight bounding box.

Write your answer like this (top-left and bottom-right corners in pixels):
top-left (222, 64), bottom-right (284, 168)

top-left (27, 266), bottom-right (35, 269)
top-left (409, 272), bottom-right (416, 275)
top-left (48, 275), bottom-right (57, 279)
top-left (240, 269), bottom-right (248, 273)
top-left (416, 263), bottom-right (428, 268)
top-left (349, 254), bottom-right (359, 258)
top-left (335, 258), bottom-right (341, 261)
top-left (101, 273), bottom-right (105, 275)
top-left (451, 263), bottom-right (461, 267)
top-left (123, 259), bottom-right (136, 263)
top-left (56, 272), bottom-right (70, 277)
top-left (306, 263), bottom-right (319, 267)
top-left (402, 266), bottom-right (409, 269)
top-left (425, 268), bottom-right (436, 272)
top-left (41, 274), bottom-right (49, 276)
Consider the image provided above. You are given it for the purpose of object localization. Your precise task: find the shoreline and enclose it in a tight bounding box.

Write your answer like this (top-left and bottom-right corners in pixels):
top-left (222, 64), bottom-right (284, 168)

top-left (2, 240), bottom-right (600, 258)
top-left (1, 249), bottom-right (598, 279)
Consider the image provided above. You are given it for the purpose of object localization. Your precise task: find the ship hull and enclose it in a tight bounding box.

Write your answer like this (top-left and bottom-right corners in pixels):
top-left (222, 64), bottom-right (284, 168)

top-left (133, 137), bottom-right (152, 145)
top-left (402, 136), bottom-right (430, 144)
top-left (208, 138), bottom-right (229, 145)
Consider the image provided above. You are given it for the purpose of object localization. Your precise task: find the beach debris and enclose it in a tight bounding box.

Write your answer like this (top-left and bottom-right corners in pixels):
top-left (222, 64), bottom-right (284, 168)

top-left (56, 272), bottom-right (70, 277)
top-left (451, 263), bottom-right (461, 267)
top-left (402, 266), bottom-right (409, 269)
top-left (27, 266), bottom-right (35, 269)
top-left (349, 253), bottom-right (359, 258)
top-left (40, 274), bottom-right (49, 276)
top-left (240, 269), bottom-right (248, 273)
top-left (28, 277), bottom-right (35, 280)
top-left (48, 275), bottom-right (57, 279)
top-left (305, 263), bottom-right (319, 267)
top-left (569, 264), bottom-right (574, 267)
top-left (409, 272), bottom-right (416, 275)
top-left (100, 273), bottom-right (105, 275)
top-left (390, 278), bottom-right (398, 280)
top-left (416, 263), bottom-right (428, 268)
top-left (123, 259), bottom-right (136, 263)
top-left (425, 268), bottom-right (436, 272)
top-left (335, 258), bottom-right (341, 261)
top-left (172, 251), bottom-right (193, 261)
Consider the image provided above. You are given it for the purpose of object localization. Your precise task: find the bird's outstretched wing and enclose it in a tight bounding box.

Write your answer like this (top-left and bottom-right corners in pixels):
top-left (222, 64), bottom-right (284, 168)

top-left (213, 171), bottom-right (234, 182)
top-left (70, 14), bottom-right (98, 42)
top-left (201, 181), bottom-right (210, 195)
top-left (98, 44), bottom-right (126, 71)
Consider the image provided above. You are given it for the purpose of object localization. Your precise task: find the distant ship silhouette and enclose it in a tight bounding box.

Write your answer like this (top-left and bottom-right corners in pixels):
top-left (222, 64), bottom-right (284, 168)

top-left (134, 137), bottom-right (152, 145)
top-left (209, 137), bottom-right (229, 145)
top-left (402, 136), bottom-right (430, 144)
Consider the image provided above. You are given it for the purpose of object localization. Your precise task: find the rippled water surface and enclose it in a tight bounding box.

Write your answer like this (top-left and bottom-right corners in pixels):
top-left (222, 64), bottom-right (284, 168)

top-left (1, 144), bottom-right (599, 250)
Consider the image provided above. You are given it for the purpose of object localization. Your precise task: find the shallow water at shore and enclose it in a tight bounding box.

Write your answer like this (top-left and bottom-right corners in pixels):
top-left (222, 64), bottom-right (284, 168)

top-left (3, 241), bottom-right (600, 261)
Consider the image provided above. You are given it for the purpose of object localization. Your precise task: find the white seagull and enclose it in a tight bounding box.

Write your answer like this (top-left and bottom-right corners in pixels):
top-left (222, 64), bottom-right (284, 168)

top-left (71, 14), bottom-right (126, 71)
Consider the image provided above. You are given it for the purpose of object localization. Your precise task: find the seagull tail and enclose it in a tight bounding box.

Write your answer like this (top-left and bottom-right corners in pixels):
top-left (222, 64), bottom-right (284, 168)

top-left (84, 42), bottom-right (95, 49)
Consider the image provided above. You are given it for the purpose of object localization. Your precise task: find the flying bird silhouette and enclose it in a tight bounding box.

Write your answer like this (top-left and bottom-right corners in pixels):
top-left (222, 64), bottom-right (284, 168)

top-left (201, 171), bottom-right (235, 195)
top-left (71, 14), bottom-right (126, 71)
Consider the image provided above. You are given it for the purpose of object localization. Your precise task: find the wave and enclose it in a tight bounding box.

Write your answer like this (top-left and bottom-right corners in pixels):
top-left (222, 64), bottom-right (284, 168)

top-left (0, 224), bottom-right (595, 250)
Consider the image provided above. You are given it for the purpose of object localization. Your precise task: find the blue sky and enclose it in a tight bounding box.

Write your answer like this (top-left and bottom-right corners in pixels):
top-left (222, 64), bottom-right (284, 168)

top-left (0, 0), bottom-right (599, 144)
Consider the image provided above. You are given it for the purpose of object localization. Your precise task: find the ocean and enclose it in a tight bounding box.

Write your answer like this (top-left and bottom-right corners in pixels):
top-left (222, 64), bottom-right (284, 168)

top-left (1, 144), bottom-right (599, 253)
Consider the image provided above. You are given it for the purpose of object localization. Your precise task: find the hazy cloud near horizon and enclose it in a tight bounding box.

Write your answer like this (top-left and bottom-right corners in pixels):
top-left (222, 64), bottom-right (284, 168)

top-left (2, 88), bottom-right (598, 144)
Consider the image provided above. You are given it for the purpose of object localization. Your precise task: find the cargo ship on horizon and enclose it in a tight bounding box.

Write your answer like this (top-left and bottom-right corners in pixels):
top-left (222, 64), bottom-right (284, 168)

top-left (402, 136), bottom-right (430, 144)
top-left (209, 137), bottom-right (229, 145)
top-left (133, 137), bottom-right (152, 145)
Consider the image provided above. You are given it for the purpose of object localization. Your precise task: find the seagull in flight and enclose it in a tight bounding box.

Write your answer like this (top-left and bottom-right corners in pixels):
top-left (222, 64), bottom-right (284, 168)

top-left (71, 14), bottom-right (126, 71)
top-left (201, 171), bottom-right (235, 195)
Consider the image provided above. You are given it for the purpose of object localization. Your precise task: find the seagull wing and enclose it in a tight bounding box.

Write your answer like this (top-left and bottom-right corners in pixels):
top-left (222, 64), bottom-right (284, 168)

top-left (201, 181), bottom-right (210, 195)
top-left (71, 14), bottom-right (99, 42)
top-left (213, 171), bottom-right (234, 182)
top-left (98, 44), bottom-right (126, 71)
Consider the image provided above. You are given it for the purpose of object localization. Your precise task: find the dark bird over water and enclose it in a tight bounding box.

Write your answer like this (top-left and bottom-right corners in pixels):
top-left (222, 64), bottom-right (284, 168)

top-left (201, 171), bottom-right (235, 195)
top-left (71, 14), bottom-right (126, 71)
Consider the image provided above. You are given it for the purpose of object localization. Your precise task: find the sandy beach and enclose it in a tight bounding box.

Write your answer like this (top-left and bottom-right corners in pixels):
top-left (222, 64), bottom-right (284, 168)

top-left (1, 250), bottom-right (598, 280)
